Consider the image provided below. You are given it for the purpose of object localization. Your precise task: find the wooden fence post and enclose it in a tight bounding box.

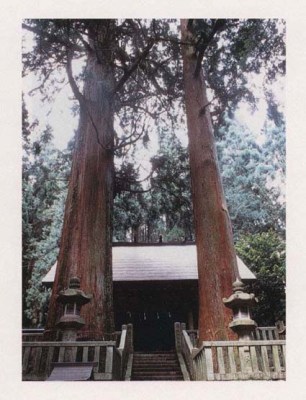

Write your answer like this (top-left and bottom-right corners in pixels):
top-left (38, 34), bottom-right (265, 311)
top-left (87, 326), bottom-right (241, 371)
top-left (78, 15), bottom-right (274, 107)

top-left (174, 322), bottom-right (182, 353)
top-left (127, 323), bottom-right (133, 353)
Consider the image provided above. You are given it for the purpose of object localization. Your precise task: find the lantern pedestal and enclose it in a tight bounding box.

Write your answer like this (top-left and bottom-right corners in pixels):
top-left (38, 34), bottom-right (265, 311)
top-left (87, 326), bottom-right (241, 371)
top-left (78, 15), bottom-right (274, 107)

top-left (56, 277), bottom-right (92, 355)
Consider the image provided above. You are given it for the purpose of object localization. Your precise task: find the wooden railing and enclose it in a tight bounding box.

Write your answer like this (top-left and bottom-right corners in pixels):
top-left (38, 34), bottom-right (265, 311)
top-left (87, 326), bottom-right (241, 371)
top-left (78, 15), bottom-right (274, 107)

top-left (22, 324), bottom-right (133, 381)
top-left (179, 324), bottom-right (286, 345)
top-left (181, 329), bottom-right (196, 379)
top-left (22, 340), bottom-right (116, 381)
top-left (193, 340), bottom-right (285, 380)
top-left (176, 323), bottom-right (286, 381)
top-left (113, 324), bottom-right (133, 380)
top-left (252, 326), bottom-right (286, 340)
top-left (22, 329), bottom-right (45, 342)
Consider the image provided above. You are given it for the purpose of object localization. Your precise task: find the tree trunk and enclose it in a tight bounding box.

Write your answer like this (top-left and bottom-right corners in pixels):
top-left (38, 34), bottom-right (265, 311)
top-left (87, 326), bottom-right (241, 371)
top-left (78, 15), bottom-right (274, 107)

top-left (45, 26), bottom-right (115, 339)
top-left (181, 20), bottom-right (240, 341)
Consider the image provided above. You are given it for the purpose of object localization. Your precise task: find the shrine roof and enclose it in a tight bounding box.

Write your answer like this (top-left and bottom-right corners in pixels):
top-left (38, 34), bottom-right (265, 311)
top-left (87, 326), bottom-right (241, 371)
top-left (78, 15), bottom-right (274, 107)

top-left (42, 244), bottom-right (256, 286)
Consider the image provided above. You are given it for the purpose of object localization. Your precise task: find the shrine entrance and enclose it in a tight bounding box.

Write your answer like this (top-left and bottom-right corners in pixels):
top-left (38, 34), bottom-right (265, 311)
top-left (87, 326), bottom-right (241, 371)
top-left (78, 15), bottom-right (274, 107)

top-left (114, 280), bottom-right (198, 351)
top-left (132, 310), bottom-right (179, 351)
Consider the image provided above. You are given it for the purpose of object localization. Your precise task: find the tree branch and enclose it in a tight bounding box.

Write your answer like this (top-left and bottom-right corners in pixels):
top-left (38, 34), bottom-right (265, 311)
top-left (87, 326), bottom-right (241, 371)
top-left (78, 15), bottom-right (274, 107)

top-left (194, 19), bottom-right (227, 78)
top-left (74, 31), bottom-right (93, 54)
top-left (22, 23), bottom-right (84, 53)
top-left (66, 49), bottom-right (111, 152)
top-left (121, 187), bottom-right (152, 194)
top-left (132, 104), bottom-right (166, 119)
top-left (115, 38), bottom-right (155, 92)
top-left (66, 50), bottom-right (84, 104)
top-left (27, 69), bottom-right (54, 96)
top-left (114, 121), bottom-right (147, 151)
top-left (135, 169), bottom-right (155, 183)
top-left (152, 183), bottom-right (191, 207)
top-left (155, 35), bottom-right (192, 46)
top-left (152, 19), bottom-right (191, 46)
top-left (198, 96), bottom-right (218, 116)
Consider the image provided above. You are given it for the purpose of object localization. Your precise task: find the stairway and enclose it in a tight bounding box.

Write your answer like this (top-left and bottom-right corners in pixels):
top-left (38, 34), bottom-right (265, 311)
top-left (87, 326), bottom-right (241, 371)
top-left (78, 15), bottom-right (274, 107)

top-left (131, 351), bottom-right (184, 381)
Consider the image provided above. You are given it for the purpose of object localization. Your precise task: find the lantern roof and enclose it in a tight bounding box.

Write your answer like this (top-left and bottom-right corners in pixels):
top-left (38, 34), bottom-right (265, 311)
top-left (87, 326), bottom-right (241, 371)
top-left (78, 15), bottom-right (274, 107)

top-left (56, 277), bottom-right (92, 305)
top-left (223, 279), bottom-right (258, 308)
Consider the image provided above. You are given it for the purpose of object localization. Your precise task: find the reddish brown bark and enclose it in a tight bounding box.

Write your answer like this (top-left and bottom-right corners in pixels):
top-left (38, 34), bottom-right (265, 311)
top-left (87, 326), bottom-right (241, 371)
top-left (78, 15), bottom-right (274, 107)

top-left (45, 27), bottom-right (115, 339)
top-left (181, 20), bottom-right (239, 341)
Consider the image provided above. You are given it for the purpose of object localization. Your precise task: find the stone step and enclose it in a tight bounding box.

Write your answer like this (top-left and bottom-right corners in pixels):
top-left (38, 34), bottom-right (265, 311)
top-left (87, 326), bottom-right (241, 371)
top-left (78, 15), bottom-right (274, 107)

top-left (133, 363), bottom-right (179, 369)
top-left (133, 361), bottom-right (177, 365)
top-left (135, 357), bottom-right (176, 362)
top-left (133, 355), bottom-right (177, 359)
top-left (133, 370), bottom-right (182, 376)
top-left (134, 352), bottom-right (176, 355)
top-left (133, 354), bottom-right (177, 359)
top-left (135, 353), bottom-right (175, 357)
top-left (133, 360), bottom-right (179, 365)
top-left (132, 375), bottom-right (184, 381)
top-left (133, 374), bottom-right (183, 379)
top-left (131, 351), bottom-right (184, 381)
top-left (133, 367), bottom-right (181, 374)
top-left (133, 365), bottom-right (181, 370)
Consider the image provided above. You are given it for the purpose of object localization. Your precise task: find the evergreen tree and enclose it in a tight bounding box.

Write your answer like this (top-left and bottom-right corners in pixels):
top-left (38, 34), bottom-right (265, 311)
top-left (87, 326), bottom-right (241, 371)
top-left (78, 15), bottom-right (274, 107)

top-left (113, 162), bottom-right (147, 241)
top-left (262, 115), bottom-right (286, 192)
top-left (113, 130), bottom-right (193, 243)
top-left (22, 103), bottom-right (71, 326)
top-left (236, 231), bottom-right (285, 325)
top-left (23, 19), bottom-right (183, 337)
top-left (216, 116), bottom-right (285, 238)
top-left (149, 130), bottom-right (193, 241)
top-left (180, 18), bottom-right (284, 340)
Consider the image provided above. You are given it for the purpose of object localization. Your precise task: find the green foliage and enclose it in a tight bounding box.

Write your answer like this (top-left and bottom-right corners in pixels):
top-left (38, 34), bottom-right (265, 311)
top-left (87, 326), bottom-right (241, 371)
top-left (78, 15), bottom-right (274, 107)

top-left (113, 130), bottom-right (194, 242)
top-left (262, 116), bottom-right (285, 183)
top-left (201, 19), bottom-right (285, 127)
top-left (216, 116), bottom-right (285, 238)
top-left (113, 161), bottom-right (147, 240)
top-left (149, 130), bottom-right (193, 240)
top-left (24, 190), bottom-right (68, 327)
top-left (22, 102), bottom-right (71, 326)
top-left (236, 231), bottom-right (285, 325)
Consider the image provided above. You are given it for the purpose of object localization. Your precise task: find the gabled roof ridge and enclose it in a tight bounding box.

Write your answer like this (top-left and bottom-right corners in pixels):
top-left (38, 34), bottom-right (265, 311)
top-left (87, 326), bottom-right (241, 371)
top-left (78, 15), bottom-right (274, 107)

top-left (112, 242), bottom-right (195, 247)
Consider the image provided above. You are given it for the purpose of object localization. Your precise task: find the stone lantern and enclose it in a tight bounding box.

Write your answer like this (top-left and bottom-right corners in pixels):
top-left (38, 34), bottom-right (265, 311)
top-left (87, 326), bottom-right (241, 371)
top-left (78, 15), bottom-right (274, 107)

top-left (56, 276), bottom-right (92, 342)
top-left (223, 279), bottom-right (258, 340)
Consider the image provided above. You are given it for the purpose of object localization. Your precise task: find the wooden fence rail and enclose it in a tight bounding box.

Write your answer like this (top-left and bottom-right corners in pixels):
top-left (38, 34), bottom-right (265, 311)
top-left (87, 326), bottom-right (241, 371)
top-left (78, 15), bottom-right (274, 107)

top-left (193, 340), bottom-right (286, 381)
top-left (22, 329), bottom-right (45, 342)
top-left (181, 329), bottom-right (196, 379)
top-left (22, 341), bottom-right (116, 381)
top-left (251, 326), bottom-right (286, 340)
top-left (113, 324), bottom-right (133, 380)
top-left (22, 324), bottom-right (133, 381)
top-left (176, 324), bottom-right (286, 381)
top-left (184, 324), bottom-right (286, 344)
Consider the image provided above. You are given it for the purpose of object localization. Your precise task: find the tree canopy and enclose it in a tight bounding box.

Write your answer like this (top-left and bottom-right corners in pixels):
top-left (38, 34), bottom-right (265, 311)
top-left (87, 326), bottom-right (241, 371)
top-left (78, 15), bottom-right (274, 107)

top-left (23, 19), bottom-right (285, 141)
